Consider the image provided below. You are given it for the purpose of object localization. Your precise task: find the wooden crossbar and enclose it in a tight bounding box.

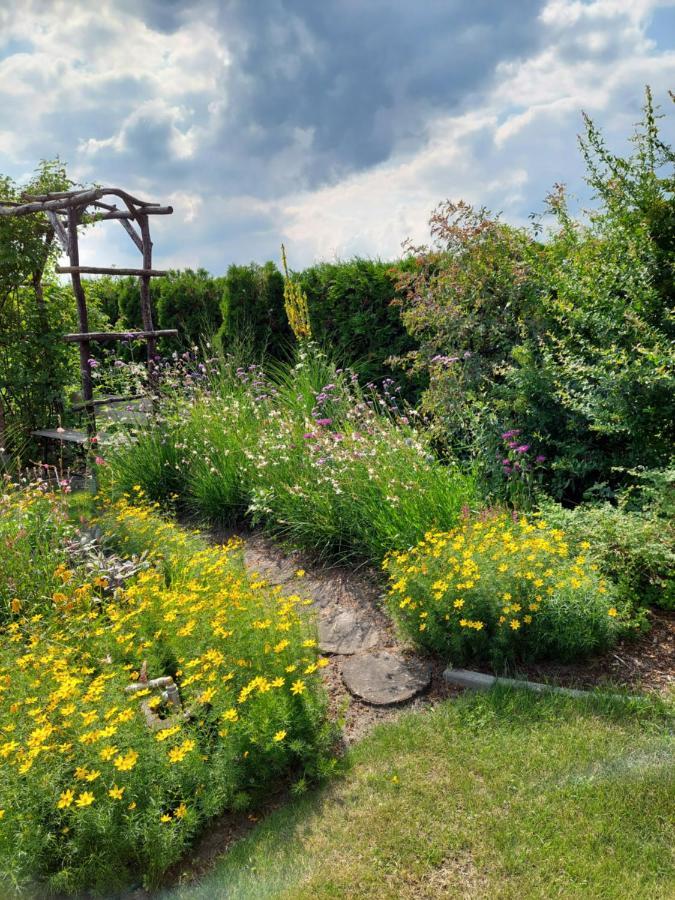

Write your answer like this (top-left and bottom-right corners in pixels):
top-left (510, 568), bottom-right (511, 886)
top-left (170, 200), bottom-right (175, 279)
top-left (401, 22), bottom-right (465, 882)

top-left (56, 266), bottom-right (169, 277)
top-left (63, 329), bottom-right (178, 343)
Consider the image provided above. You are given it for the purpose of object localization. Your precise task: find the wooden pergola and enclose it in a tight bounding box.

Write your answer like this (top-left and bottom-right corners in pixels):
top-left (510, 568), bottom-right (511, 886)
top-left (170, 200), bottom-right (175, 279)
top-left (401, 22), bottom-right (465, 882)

top-left (0, 187), bottom-right (177, 440)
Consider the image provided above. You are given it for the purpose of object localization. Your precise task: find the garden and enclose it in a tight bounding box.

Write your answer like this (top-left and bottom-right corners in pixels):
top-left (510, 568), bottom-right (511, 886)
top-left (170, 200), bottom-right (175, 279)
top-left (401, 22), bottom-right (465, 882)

top-left (0, 91), bottom-right (673, 897)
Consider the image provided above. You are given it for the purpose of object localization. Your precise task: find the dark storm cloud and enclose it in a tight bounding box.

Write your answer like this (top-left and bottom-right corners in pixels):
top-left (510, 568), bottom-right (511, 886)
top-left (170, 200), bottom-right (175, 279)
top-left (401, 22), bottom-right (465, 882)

top-left (203, 0), bottom-right (544, 190)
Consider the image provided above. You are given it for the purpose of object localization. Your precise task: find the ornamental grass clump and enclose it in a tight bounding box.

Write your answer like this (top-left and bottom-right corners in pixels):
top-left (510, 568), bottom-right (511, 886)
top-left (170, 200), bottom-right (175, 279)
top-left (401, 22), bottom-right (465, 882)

top-left (0, 488), bottom-right (332, 895)
top-left (384, 511), bottom-right (630, 666)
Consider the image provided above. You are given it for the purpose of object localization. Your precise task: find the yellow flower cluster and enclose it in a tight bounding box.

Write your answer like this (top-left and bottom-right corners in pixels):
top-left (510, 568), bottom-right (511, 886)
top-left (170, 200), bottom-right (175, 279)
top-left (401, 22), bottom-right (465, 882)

top-left (383, 511), bottom-right (617, 661)
top-left (0, 493), bottom-right (327, 877)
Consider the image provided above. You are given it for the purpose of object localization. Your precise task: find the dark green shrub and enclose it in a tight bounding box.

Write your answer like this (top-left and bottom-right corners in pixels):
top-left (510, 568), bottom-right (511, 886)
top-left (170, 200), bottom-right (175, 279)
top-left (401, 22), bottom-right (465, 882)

top-left (215, 261), bottom-right (289, 358)
top-left (156, 268), bottom-right (225, 347)
top-left (298, 258), bottom-right (420, 393)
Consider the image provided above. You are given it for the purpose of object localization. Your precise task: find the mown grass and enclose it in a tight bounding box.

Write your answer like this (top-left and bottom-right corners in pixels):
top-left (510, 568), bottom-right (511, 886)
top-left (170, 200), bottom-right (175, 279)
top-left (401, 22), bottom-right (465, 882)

top-left (167, 688), bottom-right (674, 900)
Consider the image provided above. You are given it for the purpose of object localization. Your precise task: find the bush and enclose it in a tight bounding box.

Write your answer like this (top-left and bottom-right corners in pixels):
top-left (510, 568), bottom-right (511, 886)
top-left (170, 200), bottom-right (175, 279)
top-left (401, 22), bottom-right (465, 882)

top-left (298, 258), bottom-right (421, 395)
top-left (395, 89), bottom-right (675, 502)
top-left (0, 489), bottom-right (332, 894)
top-left (215, 261), bottom-right (289, 359)
top-left (539, 485), bottom-right (675, 611)
top-left (102, 348), bottom-right (477, 564)
top-left (0, 478), bottom-right (74, 623)
top-left (384, 510), bottom-right (629, 667)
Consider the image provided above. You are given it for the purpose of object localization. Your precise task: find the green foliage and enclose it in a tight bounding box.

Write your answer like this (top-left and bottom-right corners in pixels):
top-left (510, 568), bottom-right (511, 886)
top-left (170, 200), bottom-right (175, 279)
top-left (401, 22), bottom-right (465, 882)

top-left (102, 348), bottom-right (476, 565)
top-left (0, 160), bottom-right (80, 454)
top-left (0, 487), bottom-right (332, 894)
top-left (156, 269), bottom-right (225, 348)
top-left (384, 510), bottom-right (629, 667)
top-left (0, 480), bottom-right (74, 622)
top-left (298, 258), bottom-right (420, 392)
top-left (396, 89), bottom-right (675, 502)
top-left (215, 261), bottom-right (289, 359)
top-left (539, 474), bottom-right (675, 611)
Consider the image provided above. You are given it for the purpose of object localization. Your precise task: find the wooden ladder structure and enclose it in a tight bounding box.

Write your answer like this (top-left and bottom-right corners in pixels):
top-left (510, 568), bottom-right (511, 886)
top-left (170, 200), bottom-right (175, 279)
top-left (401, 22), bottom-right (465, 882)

top-left (0, 187), bottom-right (177, 444)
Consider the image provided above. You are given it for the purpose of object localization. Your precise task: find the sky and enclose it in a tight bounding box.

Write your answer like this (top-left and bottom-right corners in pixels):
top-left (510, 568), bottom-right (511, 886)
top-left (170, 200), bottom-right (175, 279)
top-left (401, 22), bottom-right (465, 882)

top-left (1, 0), bottom-right (674, 274)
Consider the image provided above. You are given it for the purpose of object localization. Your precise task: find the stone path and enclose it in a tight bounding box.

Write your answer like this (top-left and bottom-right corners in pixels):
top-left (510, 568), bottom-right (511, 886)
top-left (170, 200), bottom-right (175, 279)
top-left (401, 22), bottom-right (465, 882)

top-left (240, 532), bottom-right (450, 741)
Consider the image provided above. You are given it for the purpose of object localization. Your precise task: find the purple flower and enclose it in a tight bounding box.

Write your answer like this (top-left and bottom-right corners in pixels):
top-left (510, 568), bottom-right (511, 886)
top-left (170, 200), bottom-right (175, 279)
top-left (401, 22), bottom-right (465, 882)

top-left (303, 432), bottom-right (316, 440)
top-left (536, 455), bottom-right (546, 463)
top-left (502, 458), bottom-right (510, 465)
top-left (501, 429), bottom-right (521, 440)
top-left (87, 358), bottom-right (99, 368)
top-left (315, 418), bottom-right (332, 426)
top-left (515, 444), bottom-right (530, 454)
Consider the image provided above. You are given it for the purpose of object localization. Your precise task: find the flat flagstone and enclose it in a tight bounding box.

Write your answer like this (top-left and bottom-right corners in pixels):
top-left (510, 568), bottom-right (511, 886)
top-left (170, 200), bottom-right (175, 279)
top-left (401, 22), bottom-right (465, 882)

top-left (318, 608), bottom-right (381, 655)
top-left (341, 651), bottom-right (431, 705)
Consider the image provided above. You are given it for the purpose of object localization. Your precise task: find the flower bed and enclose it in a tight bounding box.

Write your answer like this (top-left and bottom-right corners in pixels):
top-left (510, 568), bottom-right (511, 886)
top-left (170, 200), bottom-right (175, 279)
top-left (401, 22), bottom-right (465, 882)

top-left (0, 487), bottom-right (332, 895)
top-left (384, 511), bottom-right (631, 666)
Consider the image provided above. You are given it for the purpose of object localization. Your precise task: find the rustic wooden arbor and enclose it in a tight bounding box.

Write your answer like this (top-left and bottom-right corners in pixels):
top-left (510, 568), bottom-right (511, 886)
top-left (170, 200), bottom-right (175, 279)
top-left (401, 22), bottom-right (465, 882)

top-left (0, 187), bottom-right (177, 441)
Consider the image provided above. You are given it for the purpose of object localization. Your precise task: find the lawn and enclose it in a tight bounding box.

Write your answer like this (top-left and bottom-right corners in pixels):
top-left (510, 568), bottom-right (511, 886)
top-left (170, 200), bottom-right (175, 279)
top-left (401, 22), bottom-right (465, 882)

top-left (168, 688), bottom-right (674, 900)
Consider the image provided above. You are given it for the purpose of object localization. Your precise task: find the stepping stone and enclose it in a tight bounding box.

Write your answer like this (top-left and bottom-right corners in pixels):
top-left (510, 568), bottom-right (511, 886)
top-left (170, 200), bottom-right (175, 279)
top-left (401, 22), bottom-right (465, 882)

top-left (243, 547), bottom-right (299, 585)
top-left (318, 608), bottom-right (380, 655)
top-left (341, 652), bottom-right (431, 705)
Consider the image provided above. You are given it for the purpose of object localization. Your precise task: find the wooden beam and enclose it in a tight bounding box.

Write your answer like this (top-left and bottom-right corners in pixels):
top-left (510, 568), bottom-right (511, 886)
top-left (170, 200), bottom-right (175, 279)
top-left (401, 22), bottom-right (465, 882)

top-left (89, 206), bottom-right (173, 220)
top-left (46, 210), bottom-right (70, 255)
top-left (63, 330), bottom-right (178, 343)
top-left (137, 212), bottom-right (158, 364)
top-left (67, 206), bottom-right (95, 435)
top-left (71, 393), bottom-right (143, 411)
top-left (118, 217), bottom-right (144, 252)
top-left (56, 266), bottom-right (169, 276)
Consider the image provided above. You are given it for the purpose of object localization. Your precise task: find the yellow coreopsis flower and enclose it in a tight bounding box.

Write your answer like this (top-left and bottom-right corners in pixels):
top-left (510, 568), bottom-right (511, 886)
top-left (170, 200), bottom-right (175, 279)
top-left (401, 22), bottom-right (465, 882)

top-left (290, 679), bottom-right (305, 696)
top-left (273, 730), bottom-right (287, 742)
top-left (75, 791), bottom-right (95, 808)
top-left (109, 785), bottom-right (125, 800)
top-left (57, 789), bottom-right (74, 809)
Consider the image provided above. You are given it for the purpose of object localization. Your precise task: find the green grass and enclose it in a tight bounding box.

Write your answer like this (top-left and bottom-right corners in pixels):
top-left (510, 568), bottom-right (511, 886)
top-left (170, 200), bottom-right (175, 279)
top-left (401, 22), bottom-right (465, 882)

top-left (166, 688), bottom-right (674, 900)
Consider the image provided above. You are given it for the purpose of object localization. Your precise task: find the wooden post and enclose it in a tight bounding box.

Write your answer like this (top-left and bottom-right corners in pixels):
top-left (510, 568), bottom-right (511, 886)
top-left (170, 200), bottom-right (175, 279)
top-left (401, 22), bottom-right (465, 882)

top-left (136, 213), bottom-right (157, 372)
top-left (67, 207), bottom-right (95, 435)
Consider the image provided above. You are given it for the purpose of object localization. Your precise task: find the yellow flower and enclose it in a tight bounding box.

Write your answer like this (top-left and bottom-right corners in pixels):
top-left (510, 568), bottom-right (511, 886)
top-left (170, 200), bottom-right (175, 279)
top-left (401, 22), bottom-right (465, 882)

top-left (10, 598), bottom-right (21, 614)
top-left (114, 750), bottom-right (138, 772)
top-left (608, 607), bottom-right (618, 618)
top-left (221, 708), bottom-right (239, 723)
top-left (57, 789), bottom-right (74, 809)
top-left (453, 599), bottom-right (464, 609)
top-left (273, 730), bottom-right (287, 742)
top-left (85, 769), bottom-right (101, 782)
top-left (174, 802), bottom-right (187, 819)
top-left (510, 619), bottom-right (520, 630)
top-left (109, 785), bottom-right (125, 800)
top-left (0, 810), bottom-right (5, 819)
top-left (75, 791), bottom-right (95, 808)
top-left (295, 569), bottom-right (306, 578)
top-left (160, 813), bottom-right (173, 823)
top-left (290, 679), bottom-right (306, 696)
top-left (128, 801), bottom-right (137, 810)
top-left (198, 687), bottom-right (216, 705)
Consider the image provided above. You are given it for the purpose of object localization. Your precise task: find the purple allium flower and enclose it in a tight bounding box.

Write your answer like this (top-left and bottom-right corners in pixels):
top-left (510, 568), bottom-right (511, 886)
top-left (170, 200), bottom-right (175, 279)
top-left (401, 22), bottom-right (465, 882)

top-left (87, 358), bottom-right (98, 368)
top-left (515, 444), bottom-right (530, 454)
top-left (502, 458), bottom-right (510, 465)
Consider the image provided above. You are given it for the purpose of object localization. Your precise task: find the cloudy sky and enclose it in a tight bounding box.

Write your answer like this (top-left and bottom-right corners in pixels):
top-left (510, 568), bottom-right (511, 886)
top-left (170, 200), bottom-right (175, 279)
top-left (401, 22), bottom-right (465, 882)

top-left (1, 0), bottom-right (674, 273)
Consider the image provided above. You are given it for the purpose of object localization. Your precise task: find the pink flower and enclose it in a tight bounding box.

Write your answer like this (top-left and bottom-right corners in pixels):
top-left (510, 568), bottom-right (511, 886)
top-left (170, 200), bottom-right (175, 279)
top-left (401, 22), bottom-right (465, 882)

top-left (315, 418), bottom-right (332, 426)
top-left (95, 456), bottom-right (106, 466)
